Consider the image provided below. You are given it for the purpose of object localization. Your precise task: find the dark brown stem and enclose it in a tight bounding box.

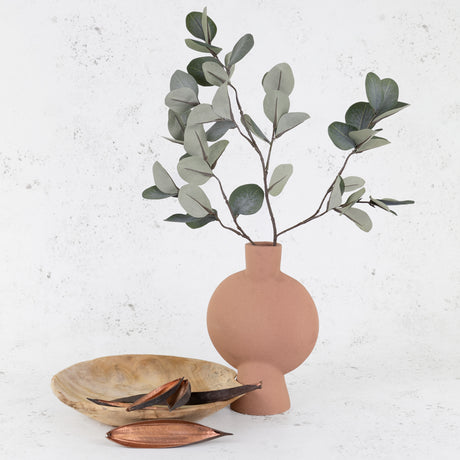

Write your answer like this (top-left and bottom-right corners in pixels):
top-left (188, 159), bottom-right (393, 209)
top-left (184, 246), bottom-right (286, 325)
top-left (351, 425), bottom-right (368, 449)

top-left (213, 174), bottom-right (254, 244)
top-left (276, 150), bottom-right (358, 237)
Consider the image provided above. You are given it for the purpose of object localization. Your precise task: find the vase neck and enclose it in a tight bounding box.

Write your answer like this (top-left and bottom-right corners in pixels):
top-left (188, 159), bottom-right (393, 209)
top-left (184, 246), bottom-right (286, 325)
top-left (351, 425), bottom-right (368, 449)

top-left (245, 243), bottom-right (282, 279)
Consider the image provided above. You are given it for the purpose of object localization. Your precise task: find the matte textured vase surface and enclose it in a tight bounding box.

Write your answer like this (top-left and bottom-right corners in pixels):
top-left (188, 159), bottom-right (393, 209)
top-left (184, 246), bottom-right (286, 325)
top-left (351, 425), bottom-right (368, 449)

top-left (207, 243), bottom-right (319, 415)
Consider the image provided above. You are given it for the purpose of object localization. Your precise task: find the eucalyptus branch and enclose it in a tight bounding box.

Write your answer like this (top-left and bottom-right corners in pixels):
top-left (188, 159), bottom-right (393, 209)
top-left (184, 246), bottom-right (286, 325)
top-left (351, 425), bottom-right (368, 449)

top-left (277, 150), bottom-right (357, 237)
top-left (213, 213), bottom-right (249, 240)
top-left (212, 173), bottom-right (254, 244)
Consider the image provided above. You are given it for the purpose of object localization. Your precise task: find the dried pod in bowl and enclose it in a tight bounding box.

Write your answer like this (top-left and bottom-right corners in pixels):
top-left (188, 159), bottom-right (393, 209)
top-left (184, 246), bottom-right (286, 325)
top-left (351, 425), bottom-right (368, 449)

top-left (167, 379), bottom-right (191, 411)
top-left (127, 377), bottom-right (184, 411)
top-left (106, 419), bottom-right (232, 448)
top-left (187, 381), bottom-right (262, 405)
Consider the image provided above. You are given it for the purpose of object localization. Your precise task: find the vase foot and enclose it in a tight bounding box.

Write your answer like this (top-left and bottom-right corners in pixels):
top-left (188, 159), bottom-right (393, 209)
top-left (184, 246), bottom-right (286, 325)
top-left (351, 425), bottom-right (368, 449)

top-left (231, 362), bottom-right (290, 415)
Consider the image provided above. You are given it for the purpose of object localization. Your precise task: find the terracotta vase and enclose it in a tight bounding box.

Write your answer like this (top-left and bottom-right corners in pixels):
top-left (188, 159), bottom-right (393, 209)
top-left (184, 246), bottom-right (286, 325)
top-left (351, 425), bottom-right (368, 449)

top-left (207, 242), bottom-right (319, 415)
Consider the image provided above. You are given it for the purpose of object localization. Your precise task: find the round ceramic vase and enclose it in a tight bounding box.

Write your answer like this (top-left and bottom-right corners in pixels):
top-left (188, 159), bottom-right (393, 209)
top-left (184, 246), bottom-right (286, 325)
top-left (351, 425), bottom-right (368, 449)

top-left (207, 243), bottom-right (319, 415)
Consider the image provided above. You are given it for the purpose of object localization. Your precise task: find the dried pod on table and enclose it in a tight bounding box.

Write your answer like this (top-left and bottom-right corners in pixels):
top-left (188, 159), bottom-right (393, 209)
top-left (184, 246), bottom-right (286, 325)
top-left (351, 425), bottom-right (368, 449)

top-left (187, 381), bottom-right (262, 405)
top-left (127, 377), bottom-right (184, 412)
top-left (167, 379), bottom-right (191, 411)
top-left (106, 419), bottom-right (232, 448)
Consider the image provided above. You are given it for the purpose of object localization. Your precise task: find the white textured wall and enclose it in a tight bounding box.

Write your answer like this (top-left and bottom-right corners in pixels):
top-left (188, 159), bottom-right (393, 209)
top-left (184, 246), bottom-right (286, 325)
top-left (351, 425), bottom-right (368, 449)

top-left (1, 0), bottom-right (459, 458)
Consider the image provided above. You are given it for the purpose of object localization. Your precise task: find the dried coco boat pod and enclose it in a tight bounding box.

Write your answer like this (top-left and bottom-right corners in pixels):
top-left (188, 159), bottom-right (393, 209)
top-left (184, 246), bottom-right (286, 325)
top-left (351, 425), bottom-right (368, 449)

top-left (127, 377), bottom-right (184, 412)
top-left (167, 379), bottom-right (191, 411)
top-left (86, 398), bottom-right (131, 408)
top-left (106, 419), bottom-right (232, 448)
top-left (187, 381), bottom-right (262, 405)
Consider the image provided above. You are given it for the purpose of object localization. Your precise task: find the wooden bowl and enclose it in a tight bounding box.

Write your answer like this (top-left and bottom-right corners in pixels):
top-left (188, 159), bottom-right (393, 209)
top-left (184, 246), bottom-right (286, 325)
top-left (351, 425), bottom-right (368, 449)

top-left (51, 354), bottom-right (240, 426)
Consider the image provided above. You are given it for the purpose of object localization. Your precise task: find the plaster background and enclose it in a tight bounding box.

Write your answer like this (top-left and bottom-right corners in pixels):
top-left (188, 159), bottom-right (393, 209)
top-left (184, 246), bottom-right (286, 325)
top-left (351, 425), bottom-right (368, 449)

top-left (0, 0), bottom-right (459, 458)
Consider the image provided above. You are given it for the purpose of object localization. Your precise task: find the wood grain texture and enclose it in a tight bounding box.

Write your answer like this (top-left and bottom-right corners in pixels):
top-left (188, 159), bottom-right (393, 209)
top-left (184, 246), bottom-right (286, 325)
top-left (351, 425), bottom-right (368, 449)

top-left (51, 354), bottom-right (241, 426)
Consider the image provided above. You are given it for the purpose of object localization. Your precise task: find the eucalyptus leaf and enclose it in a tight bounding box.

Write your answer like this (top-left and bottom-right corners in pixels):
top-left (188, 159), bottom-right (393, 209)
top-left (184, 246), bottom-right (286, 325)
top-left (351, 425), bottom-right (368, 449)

top-left (187, 57), bottom-right (220, 87)
top-left (142, 185), bottom-right (173, 200)
top-left (357, 136), bottom-right (390, 152)
top-left (372, 102), bottom-right (409, 124)
top-left (212, 84), bottom-right (232, 119)
top-left (206, 120), bottom-right (236, 141)
top-left (185, 39), bottom-right (222, 54)
top-left (227, 34), bottom-right (254, 67)
top-left (201, 6), bottom-right (209, 43)
top-left (165, 213), bottom-right (199, 223)
top-left (170, 70), bottom-right (198, 96)
top-left (327, 176), bottom-right (344, 210)
top-left (348, 129), bottom-right (377, 148)
top-left (262, 63), bottom-right (295, 95)
top-left (269, 164), bottom-right (293, 196)
top-left (377, 198), bottom-right (415, 206)
top-left (207, 140), bottom-right (229, 168)
top-left (165, 87), bottom-right (199, 113)
top-left (202, 61), bottom-right (229, 86)
top-left (178, 184), bottom-right (212, 218)
top-left (380, 78), bottom-right (399, 113)
top-left (328, 122), bottom-right (356, 150)
top-left (153, 161), bottom-right (179, 195)
top-left (275, 112), bottom-right (310, 138)
top-left (343, 176), bottom-right (365, 192)
top-left (184, 124), bottom-right (210, 160)
top-left (242, 114), bottom-right (269, 143)
top-left (185, 11), bottom-right (217, 42)
top-left (179, 153), bottom-right (192, 161)
top-left (229, 184), bottom-right (264, 216)
top-left (342, 187), bottom-right (366, 208)
top-left (167, 110), bottom-right (188, 141)
top-left (177, 156), bottom-right (213, 185)
top-left (162, 136), bottom-right (184, 145)
top-left (341, 207), bottom-right (373, 232)
top-left (345, 102), bottom-right (375, 130)
top-left (186, 212), bottom-right (217, 229)
top-left (187, 104), bottom-right (221, 125)
top-left (365, 72), bottom-right (384, 112)
top-left (369, 196), bottom-right (397, 215)
top-left (263, 90), bottom-right (290, 124)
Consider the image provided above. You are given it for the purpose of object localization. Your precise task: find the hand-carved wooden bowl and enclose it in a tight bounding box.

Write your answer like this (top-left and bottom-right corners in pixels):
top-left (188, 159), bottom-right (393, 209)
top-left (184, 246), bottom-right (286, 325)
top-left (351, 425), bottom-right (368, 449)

top-left (51, 354), bottom-right (241, 426)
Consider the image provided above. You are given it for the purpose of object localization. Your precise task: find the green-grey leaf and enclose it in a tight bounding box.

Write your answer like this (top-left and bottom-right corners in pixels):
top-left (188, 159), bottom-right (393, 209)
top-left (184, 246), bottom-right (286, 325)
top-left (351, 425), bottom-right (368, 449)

top-left (212, 84), bottom-right (232, 120)
top-left (341, 207), bottom-right (373, 232)
top-left (202, 61), bottom-right (229, 86)
top-left (178, 184), bottom-right (212, 218)
top-left (206, 120), bottom-right (236, 141)
top-left (227, 34), bottom-right (254, 67)
top-left (275, 112), bottom-right (310, 138)
top-left (328, 122), bottom-right (356, 150)
top-left (343, 176), bottom-right (365, 192)
top-left (229, 184), bottom-right (264, 216)
top-left (185, 39), bottom-right (222, 55)
top-left (263, 90), bottom-right (290, 124)
top-left (187, 104), bottom-right (221, 125)
top-left (187, 57), bottom-right (219, 87)
top-left (165, 213), bottom-right (198, 223)
top-left (345, 102), bottom-right (375, 130)
top-left (327, 176), bottom-right (344, 211)
top-left (153, 161), bottom-right (179, 195)
top-left (168, 110), bottom-right (188, 141)
top-left (177, 156), bottom-right (213, 185)
top-left (380, 78), bottom-right (399, 113)
top-left (162, 136), bottom-right (184, 145)
top-left (269, 164), bottom-right (293, 196)
top-left (357, 136), bottom-right (390, 152)
top-left (207, 140), bottom-right (229, 168)
top-left (185, 11), bottom-right (217, 42)
top-left (343, 187), bottom-right (366, 208)
top-left (184, 125), bottom-right (210, 160)
top-left (262, 63), bottom-right (295, 95)
top-left (372, 102), bottom-right (409, 124)
top-left (348, 129), bottom-right (377, 148)
top-left (186, 213), bottom-right (217, 229)
top-left (170, 70), bottom-right (198, 95)
top-left (165, 87), bottom-right (199, 113)
top-left (369, 196), bottom-right (397, 215)
top-left (365, 72), bottom-right (383, 112)
top-left (242, 114), bottom-right (269, 143)
top-left (201, 6), bottom-right (209, 43)
top-left (378, 198), bottom-right (415, 206)
top-left (142, 185), bottom-right (172, 200)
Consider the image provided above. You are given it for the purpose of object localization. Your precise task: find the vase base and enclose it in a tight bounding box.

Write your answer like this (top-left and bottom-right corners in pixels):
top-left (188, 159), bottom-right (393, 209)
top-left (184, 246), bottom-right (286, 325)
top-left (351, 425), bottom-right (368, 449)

top-left (230, 362), bottom-right (290, 415)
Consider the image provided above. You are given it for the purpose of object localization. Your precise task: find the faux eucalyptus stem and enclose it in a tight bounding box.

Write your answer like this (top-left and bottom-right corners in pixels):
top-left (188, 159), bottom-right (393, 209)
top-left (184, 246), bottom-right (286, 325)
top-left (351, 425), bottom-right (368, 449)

top-left (143, 8), bottom-right (414, 241)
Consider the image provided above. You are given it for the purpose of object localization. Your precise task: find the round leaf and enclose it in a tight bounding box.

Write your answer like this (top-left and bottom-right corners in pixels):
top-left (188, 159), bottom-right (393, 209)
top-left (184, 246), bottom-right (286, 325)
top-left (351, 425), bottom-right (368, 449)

top-left (357, 136), bottom-right (390, 152)
top-left (212, 84), bottom-right (232, 120)
top-left (177, 156), bottom-right (213, 185)
top-left (186, 213), bottom-right (217, 229)
top-left (269, 164), bottom-right (293, 196)
top-left (187, 57), bottom-right (220, 87)
top-left (202, 61), bottom-right (229, 86)
top-left (365, 72), bottom-right (383, 112)
top-left (206, 120), bottom-right (236, 141)
top-left (178, 184), bottom-right (212, 218)
top-left (184, 39), bottom-right (222, 55)
top-left (167, 110), bottom-right (188, 141)
top-left (275, 112), bottom-right (309, 138)
top-left (165, 87), bottom-right (199, 113)
top-left (343, 176), bottom-right (365, 192)
top-left (229, 184), bottom-right (264, 216)
top-left (207, 140), bottom-right (229, 168)
top-left (380, 78), bottom-right (399, 113)
top-left (170, 70), bottom-right (198, 95)
top-left (263, 90), bottom-right (290, 124)
top-left (185, 11), bottom-right (217, 42)
top-left (153, 161), bottom-right (179, 195)
top-left (227, 34), bottom-right (254, 67)
top-left (345, 102), bottom-right (375, 130)
top-left (184, 125), bottom-right (210, 160)
top-left (142, 186), bottom-right (172, 200)
top-left (372, 102), bottom-right (409, 124)
top-left (328, 122), bottom-right (356, 150)
top-left (187, 104), bottom-right (221, 125)
top-left (262, 63), bottom-right (295, 95)
top-left (327, 176), bottom-right (344, 210)
top-left (341, 207), bottom-right (373, 232)
top-left (348, 129), bottom-right (377, 147)
top-left (242, 114), bottom-right (269, 143)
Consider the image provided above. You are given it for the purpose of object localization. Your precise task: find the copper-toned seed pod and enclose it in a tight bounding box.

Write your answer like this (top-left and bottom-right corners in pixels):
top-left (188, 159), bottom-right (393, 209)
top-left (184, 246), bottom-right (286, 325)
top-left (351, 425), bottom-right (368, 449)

top-left (127, 378), bottom-right (184, 412)
top-left (106, 419), bottom-right (232, 448)
top-left (187, 381), bottom-right (262, 405)
top-left (87, 398), bottom-right (131, 408)
top-left (112, 393), bottom-right (146, 403)
top-left (167, 379), bottom-right (191, 411)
